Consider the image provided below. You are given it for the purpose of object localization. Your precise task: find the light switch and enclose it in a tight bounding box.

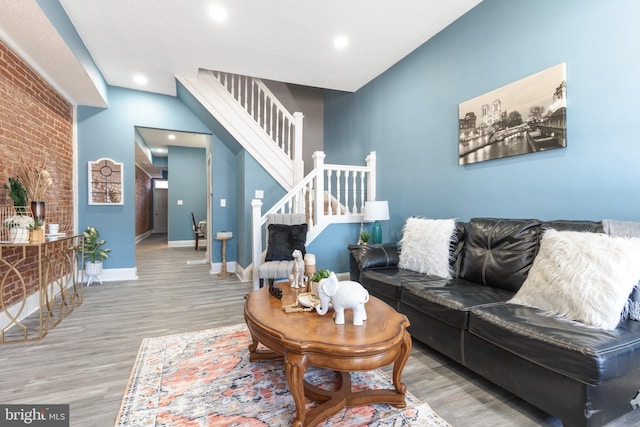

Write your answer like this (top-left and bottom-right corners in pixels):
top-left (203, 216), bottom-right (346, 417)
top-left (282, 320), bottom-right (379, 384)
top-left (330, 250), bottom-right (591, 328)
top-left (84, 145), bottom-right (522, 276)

top-left (220, 198), bottom-right (226, 207)
top-left (255, 190), bottom-right (264, 199)
top-left (177, 199), bottom-right (183, 205)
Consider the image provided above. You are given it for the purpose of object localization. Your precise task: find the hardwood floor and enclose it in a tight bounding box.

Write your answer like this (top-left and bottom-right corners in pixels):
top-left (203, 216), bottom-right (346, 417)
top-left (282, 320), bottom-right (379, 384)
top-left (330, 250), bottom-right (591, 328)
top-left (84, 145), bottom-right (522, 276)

top-left (1, 233), bottom-right (638, 426)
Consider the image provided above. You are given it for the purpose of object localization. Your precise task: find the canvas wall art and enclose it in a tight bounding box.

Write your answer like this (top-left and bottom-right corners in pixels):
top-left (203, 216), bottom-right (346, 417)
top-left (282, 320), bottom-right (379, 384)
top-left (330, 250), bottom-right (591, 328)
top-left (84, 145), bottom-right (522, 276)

top-left (458, 63), bottom-right (567, 165)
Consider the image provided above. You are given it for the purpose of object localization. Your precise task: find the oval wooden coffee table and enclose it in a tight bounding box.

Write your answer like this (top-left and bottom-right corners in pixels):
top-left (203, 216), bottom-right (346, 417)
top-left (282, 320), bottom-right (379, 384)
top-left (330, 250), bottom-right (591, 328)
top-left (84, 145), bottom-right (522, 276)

top-left (244, 285), bottom-right (411, 427)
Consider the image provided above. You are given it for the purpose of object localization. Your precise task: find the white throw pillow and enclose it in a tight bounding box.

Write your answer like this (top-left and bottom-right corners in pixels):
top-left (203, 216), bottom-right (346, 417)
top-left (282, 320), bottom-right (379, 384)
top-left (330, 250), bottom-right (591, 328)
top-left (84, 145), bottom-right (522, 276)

top-left (510, 229), bottom-right (640, 330)
top-left (398, 217), bottom-right (455, 278)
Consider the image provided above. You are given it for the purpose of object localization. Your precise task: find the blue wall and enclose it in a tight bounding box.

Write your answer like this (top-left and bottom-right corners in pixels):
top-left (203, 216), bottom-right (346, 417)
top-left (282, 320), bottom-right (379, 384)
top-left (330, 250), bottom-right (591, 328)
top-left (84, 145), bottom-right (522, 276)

top-left (167, 146), bottom-right (206, 241)
top-left (77, 86), bottom-right (211, 268)
top-left (324, 0), bottom-right (640, 245)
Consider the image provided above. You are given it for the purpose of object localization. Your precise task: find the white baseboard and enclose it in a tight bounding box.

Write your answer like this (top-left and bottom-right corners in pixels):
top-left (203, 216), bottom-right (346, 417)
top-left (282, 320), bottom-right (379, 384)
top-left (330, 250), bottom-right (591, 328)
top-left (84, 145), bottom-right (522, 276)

top-left (209, 261), bottom-right (237, 275)
top-left (167, 240), bottom-right (197, 248)
top-left (0, 290), bottom-right (40, 331)
top-left (84, 267), bottom-right (138, 283)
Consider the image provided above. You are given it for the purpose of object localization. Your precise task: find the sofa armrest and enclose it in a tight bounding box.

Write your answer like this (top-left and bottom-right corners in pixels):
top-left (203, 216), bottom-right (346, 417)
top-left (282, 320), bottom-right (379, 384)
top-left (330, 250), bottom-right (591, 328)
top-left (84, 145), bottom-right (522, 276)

top-left (348, 243), bottom-right (399, 281)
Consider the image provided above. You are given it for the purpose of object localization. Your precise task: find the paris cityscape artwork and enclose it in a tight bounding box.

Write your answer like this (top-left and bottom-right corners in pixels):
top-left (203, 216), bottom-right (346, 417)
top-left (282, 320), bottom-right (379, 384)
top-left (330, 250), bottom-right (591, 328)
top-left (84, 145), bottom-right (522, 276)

top-left (458, 63), bottom-right (567, 165)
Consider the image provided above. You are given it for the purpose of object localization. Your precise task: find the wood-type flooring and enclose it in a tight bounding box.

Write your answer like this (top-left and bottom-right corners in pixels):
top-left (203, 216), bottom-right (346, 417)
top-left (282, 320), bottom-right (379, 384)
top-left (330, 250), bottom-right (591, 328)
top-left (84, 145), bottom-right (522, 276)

top-left (1, 233), bottom-right (638, 426)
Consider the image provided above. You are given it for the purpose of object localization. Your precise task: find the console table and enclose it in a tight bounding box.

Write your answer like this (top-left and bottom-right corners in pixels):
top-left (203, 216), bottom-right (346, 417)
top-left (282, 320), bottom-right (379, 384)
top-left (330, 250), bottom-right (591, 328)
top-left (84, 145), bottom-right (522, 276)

top-left (0, 234), bottom-right (83, 343)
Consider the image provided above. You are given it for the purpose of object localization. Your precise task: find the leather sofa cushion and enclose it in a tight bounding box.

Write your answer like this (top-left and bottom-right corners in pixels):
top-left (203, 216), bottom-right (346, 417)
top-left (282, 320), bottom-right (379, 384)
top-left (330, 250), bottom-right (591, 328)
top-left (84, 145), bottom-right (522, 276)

top-left (400, 279), bottom-right (515, 330)
top-left (469, 303), bottom-right (640, 384)
top-left (349, 243), bottom-right (399, 270)
top-left (358, 269), bottom-right (420, 309)
top-left (460, 218), bottom-right (541, 292)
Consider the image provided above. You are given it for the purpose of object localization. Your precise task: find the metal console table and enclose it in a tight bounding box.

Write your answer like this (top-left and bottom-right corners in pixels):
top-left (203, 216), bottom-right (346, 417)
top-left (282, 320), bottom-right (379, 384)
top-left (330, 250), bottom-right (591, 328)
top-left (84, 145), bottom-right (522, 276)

top-left (0, 234), bottom-right (84, 343)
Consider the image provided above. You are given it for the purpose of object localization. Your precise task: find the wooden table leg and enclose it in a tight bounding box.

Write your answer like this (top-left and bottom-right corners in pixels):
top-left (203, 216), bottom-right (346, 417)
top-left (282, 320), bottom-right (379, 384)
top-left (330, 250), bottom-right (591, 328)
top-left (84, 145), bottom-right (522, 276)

top-left (392, 330), bottom-right (412, 400)
top-left (285, 352), bottom-right (308, 427)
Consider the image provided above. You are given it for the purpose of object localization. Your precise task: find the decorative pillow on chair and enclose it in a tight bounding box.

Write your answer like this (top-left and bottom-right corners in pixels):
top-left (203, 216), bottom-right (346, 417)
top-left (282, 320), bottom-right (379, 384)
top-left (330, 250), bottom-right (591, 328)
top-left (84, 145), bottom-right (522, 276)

top-left (510, 229), bottom-right (640, 330)
top-left (265, 224), bottom-right (308, 261)
top-left (398, 217), bottom-right (455, 278)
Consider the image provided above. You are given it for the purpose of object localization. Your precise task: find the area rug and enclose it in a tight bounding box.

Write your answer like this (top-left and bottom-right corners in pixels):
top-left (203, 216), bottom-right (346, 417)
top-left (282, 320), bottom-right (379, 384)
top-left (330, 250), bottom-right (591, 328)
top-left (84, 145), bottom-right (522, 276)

top-left (116, 324), bottom-right (450, 426)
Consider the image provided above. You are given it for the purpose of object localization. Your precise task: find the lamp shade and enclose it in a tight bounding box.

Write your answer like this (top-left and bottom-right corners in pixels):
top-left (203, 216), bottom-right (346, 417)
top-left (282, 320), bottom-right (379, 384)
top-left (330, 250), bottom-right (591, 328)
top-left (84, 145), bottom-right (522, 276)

top-left (363, 201), bottom-right (389, 222)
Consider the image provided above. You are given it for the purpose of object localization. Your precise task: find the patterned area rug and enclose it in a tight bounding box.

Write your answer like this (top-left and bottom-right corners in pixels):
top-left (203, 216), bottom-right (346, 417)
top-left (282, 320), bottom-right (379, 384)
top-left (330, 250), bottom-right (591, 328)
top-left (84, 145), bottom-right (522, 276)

top-left (116, 323), bottom-right (450, 426)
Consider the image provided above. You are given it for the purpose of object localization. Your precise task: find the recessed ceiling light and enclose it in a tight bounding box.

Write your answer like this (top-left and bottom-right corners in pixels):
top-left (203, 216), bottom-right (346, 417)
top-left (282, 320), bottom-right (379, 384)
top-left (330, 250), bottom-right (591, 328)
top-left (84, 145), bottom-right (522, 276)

top-left (168, 134), bottom-right (176, 140)
top-left (134, 74), bottom-right (147, 85)
top-left (209, 4), bottom-right (228, 23)
top-left (334, 35), bottom-right (349, 49)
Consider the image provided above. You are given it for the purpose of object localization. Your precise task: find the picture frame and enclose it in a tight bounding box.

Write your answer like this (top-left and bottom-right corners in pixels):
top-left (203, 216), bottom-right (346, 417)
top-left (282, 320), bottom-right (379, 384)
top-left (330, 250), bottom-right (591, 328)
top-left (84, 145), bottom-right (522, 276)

top-left (88, 158), bottom-right (123, 205)
top-left (459, 63), bottom-right (567, 165)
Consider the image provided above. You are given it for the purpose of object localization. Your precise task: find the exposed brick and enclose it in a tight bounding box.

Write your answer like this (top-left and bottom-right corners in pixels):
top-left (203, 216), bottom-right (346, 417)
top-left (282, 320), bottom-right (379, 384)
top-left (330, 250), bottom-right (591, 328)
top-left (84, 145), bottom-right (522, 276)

top-left (1, 39), bottom-right (73, 307)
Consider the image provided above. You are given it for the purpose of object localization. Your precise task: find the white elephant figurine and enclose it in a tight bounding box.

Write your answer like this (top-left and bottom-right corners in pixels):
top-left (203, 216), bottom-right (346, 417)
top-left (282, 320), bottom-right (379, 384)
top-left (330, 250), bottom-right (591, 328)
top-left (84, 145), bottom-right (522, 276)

top-left (315, 272), bottom-right (370, 325)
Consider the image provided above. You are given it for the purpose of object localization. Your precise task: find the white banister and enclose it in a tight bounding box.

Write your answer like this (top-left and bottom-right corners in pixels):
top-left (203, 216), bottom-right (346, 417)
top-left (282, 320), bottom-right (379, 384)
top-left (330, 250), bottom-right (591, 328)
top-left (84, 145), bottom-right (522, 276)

top-left (250, 151), bottom-right (378, 287)
top-left (366, 151), bottom-right (377, 202)
top-left (251, 199), bottom-right (263, 291)
top-left (293, 112), bottom-right (304, 184)
top-left (313, 151), bottom-right (326, 227)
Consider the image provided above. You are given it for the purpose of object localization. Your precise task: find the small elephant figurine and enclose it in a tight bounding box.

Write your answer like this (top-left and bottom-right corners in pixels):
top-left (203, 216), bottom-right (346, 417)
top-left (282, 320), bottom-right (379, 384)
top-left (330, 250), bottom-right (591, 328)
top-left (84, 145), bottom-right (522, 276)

top-left (315, 272), bottom-right (369, 325)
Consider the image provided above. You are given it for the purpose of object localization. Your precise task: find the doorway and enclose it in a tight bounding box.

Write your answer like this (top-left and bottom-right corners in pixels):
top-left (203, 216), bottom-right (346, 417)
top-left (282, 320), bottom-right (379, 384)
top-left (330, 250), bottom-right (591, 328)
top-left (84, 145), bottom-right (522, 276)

top-left (153, 185), bottom-right (168, 233)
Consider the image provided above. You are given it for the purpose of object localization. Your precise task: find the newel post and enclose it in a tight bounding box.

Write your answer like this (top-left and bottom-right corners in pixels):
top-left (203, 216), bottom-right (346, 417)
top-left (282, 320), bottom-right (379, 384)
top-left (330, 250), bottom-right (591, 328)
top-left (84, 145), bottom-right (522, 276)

top-left (366, 151), bottom-right (377, 201)
top-left (293, 112), bottom-right (305, 184)
top-left (251, 199), bottom-right (263, 291)
top-left (313, 151), bottom-right (326, 225)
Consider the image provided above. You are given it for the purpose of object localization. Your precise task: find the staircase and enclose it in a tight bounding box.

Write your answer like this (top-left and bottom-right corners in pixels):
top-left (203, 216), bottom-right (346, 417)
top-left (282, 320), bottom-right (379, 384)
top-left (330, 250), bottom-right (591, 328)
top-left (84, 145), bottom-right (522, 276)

top-left (178, 69), bottom-right (378, 285)
top-left (177, 69), bottom-right (304, 190)
top-left (251, 150), bottom-right (377, 289)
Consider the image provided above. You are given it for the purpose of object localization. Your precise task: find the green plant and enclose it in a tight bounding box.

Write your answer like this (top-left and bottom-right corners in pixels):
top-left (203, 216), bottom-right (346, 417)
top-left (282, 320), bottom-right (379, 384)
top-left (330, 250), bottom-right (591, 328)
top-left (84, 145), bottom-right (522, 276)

top-left (29, 218), bottom-right (44, 230)
top-left (83, 226), bottom-right (111, 263)
top-left (359, 231), bottom-right (371, 243)
top-left (4, 177), bottom-right (28, 208)
top-left (310, 269), bottom-right (331, 283)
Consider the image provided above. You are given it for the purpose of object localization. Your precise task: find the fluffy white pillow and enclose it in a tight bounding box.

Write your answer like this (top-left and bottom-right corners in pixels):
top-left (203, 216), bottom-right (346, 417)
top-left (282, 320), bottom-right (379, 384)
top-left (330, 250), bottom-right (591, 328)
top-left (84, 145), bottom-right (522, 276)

top-left (398, 218), bottom-right (455, 278)
top-left (510, 229), bottom-right (640, 330)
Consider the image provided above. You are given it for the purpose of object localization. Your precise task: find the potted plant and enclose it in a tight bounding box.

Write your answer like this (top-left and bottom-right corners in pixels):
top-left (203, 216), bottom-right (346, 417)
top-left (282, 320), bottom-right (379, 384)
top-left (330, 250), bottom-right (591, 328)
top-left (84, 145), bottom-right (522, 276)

top-left (28, 218), bottom-right (44, 242)
top-left (83, 226), bottom-right (111, 279)
top-left (309, 269), bottom-right (332, 297)
top-left (359, 231), bottom-right (371, 245)
top-left (4, 214), bottom-right (34, 243)
top-left (4, 177), bottom-right (28, 214)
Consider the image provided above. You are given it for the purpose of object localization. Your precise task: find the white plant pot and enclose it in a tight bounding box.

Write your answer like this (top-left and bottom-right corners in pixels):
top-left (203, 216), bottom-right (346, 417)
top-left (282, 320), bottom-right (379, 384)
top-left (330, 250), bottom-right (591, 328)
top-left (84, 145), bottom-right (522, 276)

top-left (9, 227), bottom-right (29, 243)
top-left (85, 261), bottom-right (104, 276)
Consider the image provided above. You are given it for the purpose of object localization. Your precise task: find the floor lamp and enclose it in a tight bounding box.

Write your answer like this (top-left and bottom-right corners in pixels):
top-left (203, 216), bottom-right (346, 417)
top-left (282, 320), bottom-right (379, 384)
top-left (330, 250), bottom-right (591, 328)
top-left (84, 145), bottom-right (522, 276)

top-left (364, 201), bottom-right (389, 244)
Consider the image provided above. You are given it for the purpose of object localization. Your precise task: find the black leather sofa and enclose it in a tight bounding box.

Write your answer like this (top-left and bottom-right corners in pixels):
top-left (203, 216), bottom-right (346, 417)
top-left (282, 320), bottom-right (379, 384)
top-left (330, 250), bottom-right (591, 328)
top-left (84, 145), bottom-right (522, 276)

top-left (348, 218), bottom-right (640, 427)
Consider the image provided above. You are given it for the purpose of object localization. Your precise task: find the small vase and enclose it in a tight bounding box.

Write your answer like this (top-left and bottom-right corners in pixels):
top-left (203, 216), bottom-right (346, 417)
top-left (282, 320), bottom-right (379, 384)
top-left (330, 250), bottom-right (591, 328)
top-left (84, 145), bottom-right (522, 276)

top-left (9, 227), bottom-right (29, 243)
top-left (31, 201), bottom-right (46, 223)
top-left (29, 228), bottom-right (44, 243)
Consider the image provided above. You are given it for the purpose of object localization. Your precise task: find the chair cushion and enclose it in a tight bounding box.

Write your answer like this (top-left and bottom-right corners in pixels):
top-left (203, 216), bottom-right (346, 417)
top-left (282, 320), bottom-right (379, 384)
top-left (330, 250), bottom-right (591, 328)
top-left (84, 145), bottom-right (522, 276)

top-left (265, 223), bottom-right (307, 261)
top-left (258, 260), bottom-right (295, 279)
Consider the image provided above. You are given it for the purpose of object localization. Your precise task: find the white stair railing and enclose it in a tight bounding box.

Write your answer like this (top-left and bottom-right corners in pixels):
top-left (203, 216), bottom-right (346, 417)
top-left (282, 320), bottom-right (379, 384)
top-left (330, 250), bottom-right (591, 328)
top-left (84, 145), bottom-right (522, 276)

top-left (212, 71), bottom-right (304, 183)
top-left (251, 151), bottom-right (377, 289)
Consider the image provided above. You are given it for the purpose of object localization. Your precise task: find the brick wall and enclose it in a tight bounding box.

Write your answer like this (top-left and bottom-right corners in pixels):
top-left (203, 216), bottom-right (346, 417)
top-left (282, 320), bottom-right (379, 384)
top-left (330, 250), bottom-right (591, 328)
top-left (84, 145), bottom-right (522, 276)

top-left (0, 39), bottom-right (73, 306)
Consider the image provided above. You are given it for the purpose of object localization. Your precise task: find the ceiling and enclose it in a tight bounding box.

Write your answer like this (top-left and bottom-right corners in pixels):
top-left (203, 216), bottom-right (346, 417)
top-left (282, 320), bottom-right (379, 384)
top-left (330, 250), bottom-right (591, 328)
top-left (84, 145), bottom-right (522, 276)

top-left (0, 0), bottom-right (482, 178)
top-left (58, 0), bottom-right (482, 95)
top-left (135, 128), bottom-right (210, 178)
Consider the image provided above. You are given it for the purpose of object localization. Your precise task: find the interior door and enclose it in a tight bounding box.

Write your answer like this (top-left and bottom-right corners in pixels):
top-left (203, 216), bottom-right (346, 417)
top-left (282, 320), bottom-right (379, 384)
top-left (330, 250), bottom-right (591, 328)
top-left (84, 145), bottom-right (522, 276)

top-left (154, 188), bottom-right (168, 233)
